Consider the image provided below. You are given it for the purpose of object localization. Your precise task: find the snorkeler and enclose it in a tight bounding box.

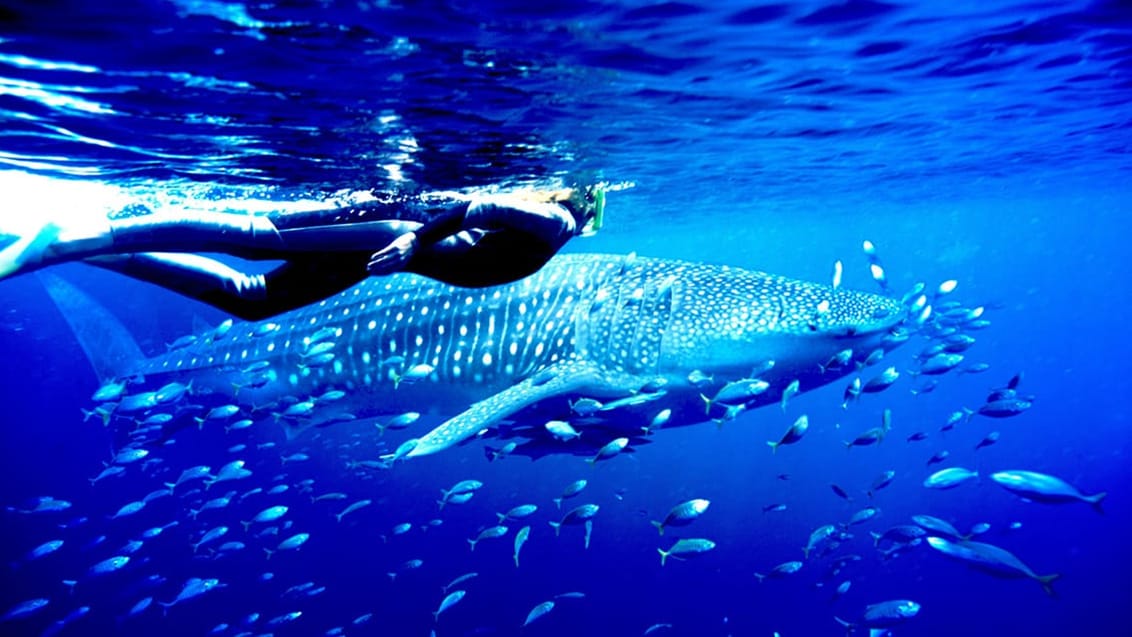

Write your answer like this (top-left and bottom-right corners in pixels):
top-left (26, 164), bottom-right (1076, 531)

top-left (0, 185), bottom-right (605, 320)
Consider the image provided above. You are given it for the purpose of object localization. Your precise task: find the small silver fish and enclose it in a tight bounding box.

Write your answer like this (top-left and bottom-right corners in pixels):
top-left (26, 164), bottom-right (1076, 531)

top-left (432, 590), bottom-right (466, 622)
top-left (657, 538), bottom-right (716, 566)
top-left (513, 526), bottom-right (530, 568)
top-left (923, 467), bottom-right (979, 490)
top-left (650, 499), bottom-right (710, 536)
top-left (586, 438), bottom-right (628, 465)
top-left (780, 379), bottom-right (800, 412)
top-left (767, 415), bottom-right (809, 454)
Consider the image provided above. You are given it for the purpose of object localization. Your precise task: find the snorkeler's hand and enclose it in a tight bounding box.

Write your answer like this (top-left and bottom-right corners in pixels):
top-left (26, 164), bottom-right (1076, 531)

top-left (367, 232), bottom-right (418, 276)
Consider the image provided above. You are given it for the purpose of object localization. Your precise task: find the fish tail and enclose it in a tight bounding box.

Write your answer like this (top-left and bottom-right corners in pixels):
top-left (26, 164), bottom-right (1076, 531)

top-left (436, 499), bottom-right (447, 511)
top-left (657, 548), bottom-right (668, 567)
top-left (335, 513), bottom-right (343, 523)
top-left (39, 272), bottom-right (147, 386)
top-left (833, 616), bottom-right (852, 634)
top-left (467, 539), bottom-right (476, 552)
top-left (754, 573), bottom-right (765, 583)
top-left (699, 393), bottom-right (712, 415)
top-left (802, 547), bottom-right (810, 560)
top-left (548, 521), bottom-right (561, 537)
top-left (485, 446), bottom-right (497, 462)
top-left (870, 531), bottom-right (881, 547)
top-left (766, 441), bottom-right (778, 454)
top-left (1089, 492), bottom-right (1107, 515)
top-left (241, 521), bottom-right (251, 532)
top-left (842, 441), bottom-right (853, 451)
top-left (386, 572), bottom-right (396, 581)
top-left (552, 498), bottom-right (562, 510)
top-left (1038, 573), bottom-right (1061, 597)
top-left (263, 548), bottom-right (273, 561)
top-left (163, 482), bottom-right (176, 492)
top-left (496, 513), bottom-right (507, 523)
top-left (188, 509), bottom-right (199, 520)
top-left (650, 521), bottom-right (664, 536)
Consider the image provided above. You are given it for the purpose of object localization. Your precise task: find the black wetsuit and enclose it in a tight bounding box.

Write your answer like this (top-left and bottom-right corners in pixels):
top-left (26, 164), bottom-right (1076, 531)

top-left (86, 195), bottom-right (578, 320)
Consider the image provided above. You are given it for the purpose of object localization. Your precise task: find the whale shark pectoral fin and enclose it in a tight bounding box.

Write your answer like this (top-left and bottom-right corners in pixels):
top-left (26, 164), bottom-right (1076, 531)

top-left (407, 360), bottom-right (607, 458)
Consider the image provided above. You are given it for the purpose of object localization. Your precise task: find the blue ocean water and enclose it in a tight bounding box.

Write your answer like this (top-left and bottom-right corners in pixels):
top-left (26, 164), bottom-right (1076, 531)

top-left (1, 1), bottom-right (1130, 636)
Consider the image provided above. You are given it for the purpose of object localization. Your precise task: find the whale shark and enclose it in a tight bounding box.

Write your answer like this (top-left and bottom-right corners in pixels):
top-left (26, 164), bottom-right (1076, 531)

top-left (42, 253), bottom-right (909, 461)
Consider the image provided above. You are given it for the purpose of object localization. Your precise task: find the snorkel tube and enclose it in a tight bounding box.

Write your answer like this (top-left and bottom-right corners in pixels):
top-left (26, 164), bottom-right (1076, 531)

top-left (580, 186), bottom-right (605, 236)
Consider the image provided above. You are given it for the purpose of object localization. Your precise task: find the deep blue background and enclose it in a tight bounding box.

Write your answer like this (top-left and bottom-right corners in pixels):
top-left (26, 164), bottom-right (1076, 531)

top-left (1, 1), bottom-right (1130, 636)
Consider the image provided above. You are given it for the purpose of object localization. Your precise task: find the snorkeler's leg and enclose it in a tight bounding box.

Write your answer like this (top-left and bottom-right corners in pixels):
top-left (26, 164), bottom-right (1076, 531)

top-left (105, 213), bottom-right (287, 256)
top-left (0, 212), bottom-right (287, 281)
top-left (86, 253), bottom-right (369, 320)
top-left (85, 253), bottom-right (273, 320)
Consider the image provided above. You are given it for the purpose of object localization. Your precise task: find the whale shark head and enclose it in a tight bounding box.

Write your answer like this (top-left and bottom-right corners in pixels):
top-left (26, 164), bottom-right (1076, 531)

top-left (658, 263), bottom-right (905, 381)
top-left (568, 258), bottom-right (906, 394)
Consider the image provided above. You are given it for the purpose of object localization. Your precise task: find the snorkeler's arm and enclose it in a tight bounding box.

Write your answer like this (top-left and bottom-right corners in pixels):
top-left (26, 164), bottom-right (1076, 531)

top-left (367, 195), bottom-right (576, 276)
top-left (462, 196), bottom-right (577, 241)
top-left (410, 201), bottom-right (472, 245)
top-left (413, 195), bottom-right (575, 246)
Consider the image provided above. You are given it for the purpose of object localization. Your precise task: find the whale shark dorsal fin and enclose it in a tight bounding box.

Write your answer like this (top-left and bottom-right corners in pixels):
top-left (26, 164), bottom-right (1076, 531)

top-left (407, 360), bottom-right (607, 458)
top-left (191, 314), bottom-right (214, 336)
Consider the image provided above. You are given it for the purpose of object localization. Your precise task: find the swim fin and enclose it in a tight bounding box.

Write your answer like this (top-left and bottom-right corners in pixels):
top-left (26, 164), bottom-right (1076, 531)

top-left (0, 222), bottom-right (61, 279)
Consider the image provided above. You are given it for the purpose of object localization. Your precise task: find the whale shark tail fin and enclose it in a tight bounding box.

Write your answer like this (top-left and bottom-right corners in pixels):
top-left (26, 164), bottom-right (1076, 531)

top-left (1088, 491), bottom-right (1106, 515)
top-left (39, 272), bottom-right (146, 384)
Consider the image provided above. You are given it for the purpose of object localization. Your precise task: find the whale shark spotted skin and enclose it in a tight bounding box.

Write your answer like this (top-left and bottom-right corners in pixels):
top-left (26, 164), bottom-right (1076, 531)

top-left (45, 254), bottom-right (908, 460)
